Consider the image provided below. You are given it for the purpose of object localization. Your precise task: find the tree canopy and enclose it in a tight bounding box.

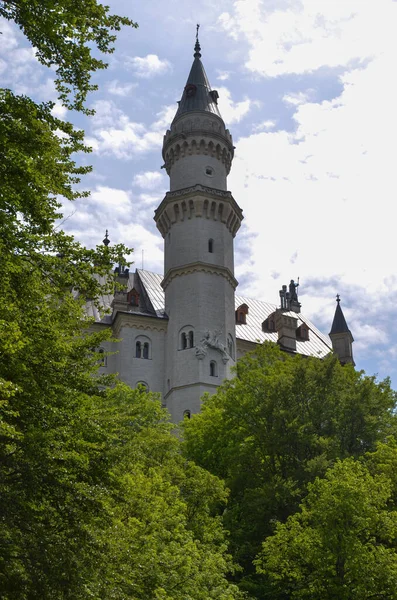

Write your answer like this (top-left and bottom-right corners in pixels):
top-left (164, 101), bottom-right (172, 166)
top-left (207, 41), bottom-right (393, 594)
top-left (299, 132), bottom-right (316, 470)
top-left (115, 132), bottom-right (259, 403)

top-left (182, 343), bottom-right (397, 596)
top-left (256, 452), bottom-right (397, 599)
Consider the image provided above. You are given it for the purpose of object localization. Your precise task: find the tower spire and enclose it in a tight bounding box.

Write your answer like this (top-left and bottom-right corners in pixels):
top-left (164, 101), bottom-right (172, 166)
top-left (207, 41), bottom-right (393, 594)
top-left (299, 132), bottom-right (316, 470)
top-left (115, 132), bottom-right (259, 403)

top-left (194, 24), bottom-right (201, 58)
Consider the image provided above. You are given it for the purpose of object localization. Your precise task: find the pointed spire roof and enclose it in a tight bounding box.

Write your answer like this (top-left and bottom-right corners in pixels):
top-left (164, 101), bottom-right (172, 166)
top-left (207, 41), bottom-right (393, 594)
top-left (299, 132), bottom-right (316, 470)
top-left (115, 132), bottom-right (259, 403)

top-left (172, 26), bottom-right (222, 122)
top-left (330, 295), bottom-right (353, 337)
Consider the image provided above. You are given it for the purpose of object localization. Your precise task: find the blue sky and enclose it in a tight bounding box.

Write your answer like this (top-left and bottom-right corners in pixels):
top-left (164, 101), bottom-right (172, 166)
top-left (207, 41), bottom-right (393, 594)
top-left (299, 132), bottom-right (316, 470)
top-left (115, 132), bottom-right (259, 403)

top-left (1, 0), bottom-right (396, 388)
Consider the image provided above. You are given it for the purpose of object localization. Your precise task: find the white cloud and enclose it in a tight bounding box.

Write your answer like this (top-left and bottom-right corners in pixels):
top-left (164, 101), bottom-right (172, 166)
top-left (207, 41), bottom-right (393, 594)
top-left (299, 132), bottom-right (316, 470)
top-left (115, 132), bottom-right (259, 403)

top-left (87, 100), bottom-right (164, 159)
top-left (133, 171), bottom-right (164, 190)
top-left (216, 70), bottom-right (231, 81)
top-left (231, 43), bottom-right (397, 339)
top-left (219, 0), bottom-right (397, 77)
top-left (107, 79), bottom-right (137, 97)
top-left (51, 103), bottom-right (68, 119)
top-left (217, 86), bottom-right (253, 124)
top-left (151, 105), bottom-right (175, 132)
top-left (127, 54), bottom-right (172, 78)
top-left (252, 119), bottom-right (276, 132)
top-left (59, 186), bottom-right (163, 272)
top-left (283, 91), bottom-right (313, 106)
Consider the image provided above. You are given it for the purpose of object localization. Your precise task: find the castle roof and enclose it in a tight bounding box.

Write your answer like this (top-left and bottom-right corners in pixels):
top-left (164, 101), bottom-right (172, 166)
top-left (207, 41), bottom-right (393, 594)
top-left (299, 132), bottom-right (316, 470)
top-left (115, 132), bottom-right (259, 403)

top-left (88, 269), bottom-right (332, 359)
top-left (172, 36), bottom-right (222, 122)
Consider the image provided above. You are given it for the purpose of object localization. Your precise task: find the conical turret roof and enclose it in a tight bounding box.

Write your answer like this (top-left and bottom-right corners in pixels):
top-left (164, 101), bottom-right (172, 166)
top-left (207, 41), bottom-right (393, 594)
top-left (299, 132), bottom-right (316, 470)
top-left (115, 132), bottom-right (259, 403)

top-left (172, 34), bottom-right (222, 122)
top-left (329, 295), bottom-right (352, 336)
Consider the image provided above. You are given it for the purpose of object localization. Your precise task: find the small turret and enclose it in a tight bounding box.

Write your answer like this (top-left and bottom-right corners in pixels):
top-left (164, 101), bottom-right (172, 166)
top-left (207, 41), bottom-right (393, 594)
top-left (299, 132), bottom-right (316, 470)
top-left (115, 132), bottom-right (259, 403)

top-left (329, 294), bottom-right (355, 366)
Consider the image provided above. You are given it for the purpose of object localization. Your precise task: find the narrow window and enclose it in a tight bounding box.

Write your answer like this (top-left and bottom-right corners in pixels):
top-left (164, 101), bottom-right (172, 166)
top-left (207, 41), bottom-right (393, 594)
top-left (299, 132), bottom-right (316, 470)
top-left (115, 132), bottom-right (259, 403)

top-left (227, 335), bottom-right (234, 360)
top-left (135, 341), bottom-right (141, 358)
top-left (143, 342), bottom-right (149, 359)
top-left (183, 410), bottom-right (191, 419)
top-left (188, 331), bottom-right (194, 348)
top-left (210, 361), bottom-right (218, 377)
top-left (98, 348), bottom-right (107, 367)
top-left (208, 238), bottom-right (214, 253)
top-left (181, 332), bottom-right (187, 349)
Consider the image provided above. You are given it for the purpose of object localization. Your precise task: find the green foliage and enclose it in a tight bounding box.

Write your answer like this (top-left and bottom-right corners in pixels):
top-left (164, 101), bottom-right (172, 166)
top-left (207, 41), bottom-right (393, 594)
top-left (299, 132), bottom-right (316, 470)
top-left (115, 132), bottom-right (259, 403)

top-left (256, 455), bottom-right (397, 599)
top-left (182, 343), bottom-right (397, 595)
top-left (0, 0), bottom-right (137, 112)
top-left (0, 383), bottom-right (245, 598)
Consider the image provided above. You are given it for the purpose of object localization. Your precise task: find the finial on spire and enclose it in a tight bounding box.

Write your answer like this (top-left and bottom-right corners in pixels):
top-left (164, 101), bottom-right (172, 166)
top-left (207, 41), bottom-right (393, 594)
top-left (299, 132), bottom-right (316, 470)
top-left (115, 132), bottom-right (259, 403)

top-left (103, 230), bottom-right (110, 246)
top-left (336, 293), bottom-right (340, 304)
top-left (194, 24), bottom-right (201, 58)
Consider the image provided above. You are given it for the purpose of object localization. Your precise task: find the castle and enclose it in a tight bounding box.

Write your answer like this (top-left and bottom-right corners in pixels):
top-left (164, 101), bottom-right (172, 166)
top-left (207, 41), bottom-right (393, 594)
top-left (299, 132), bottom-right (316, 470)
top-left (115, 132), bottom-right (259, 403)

top-left (90, 35), bottom-right (354, 422)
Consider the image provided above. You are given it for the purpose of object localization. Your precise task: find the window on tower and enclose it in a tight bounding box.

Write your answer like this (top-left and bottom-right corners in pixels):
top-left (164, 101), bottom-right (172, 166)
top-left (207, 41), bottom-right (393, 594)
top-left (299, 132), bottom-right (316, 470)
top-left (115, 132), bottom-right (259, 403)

top-left (135, 335), bottom-right (151, 359)
top-left (181, 332), bottom-right (187, 349)
top-left (208, 238), bottom-right (214, 253)
top-left (205, 166), bottom-right (214, 176)
top-left (179, 326), bottom-right (195, 350)
top-left (210, 361), bottom-right (218, 377)
top-left (135, 341), bottom-right (141, 358)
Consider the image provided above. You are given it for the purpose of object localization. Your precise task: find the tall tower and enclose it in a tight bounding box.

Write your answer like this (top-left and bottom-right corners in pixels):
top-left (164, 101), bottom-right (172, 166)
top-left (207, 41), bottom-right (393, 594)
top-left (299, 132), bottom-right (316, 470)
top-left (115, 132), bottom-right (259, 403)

top-left (154, 33), bottom-right (243, 421)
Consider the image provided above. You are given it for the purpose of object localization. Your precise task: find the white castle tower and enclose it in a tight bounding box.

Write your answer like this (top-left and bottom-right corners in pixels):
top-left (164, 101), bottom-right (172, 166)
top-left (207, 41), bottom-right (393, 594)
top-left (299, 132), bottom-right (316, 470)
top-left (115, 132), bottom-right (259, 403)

top-left (154, 32), bottom-right (243, 421)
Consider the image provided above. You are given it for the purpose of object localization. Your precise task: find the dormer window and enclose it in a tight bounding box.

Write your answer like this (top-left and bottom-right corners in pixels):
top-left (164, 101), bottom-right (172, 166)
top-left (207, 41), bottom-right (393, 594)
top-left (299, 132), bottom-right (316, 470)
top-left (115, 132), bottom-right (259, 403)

top-left (262, 313), bottom-right (276, 333)
top-left (296, 323), bottom-right (310, 341)
top-left (209, 90), bottom-right (219, 104)
top-left (185, 84), bottom-right (197, 97)
top-left (127, 288), bottom-right (140, 307)
top-left (235, 303), bottom-right (249, 325)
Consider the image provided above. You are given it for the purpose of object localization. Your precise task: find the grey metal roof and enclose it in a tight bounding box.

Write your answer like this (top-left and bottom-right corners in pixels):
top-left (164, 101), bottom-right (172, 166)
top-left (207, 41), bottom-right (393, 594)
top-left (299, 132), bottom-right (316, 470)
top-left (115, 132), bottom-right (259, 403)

top-left (235, 294), bottom-right (332, 358)
top-left (86, 269), bottom-right (332, 358)
top-left (172, 48), bottom-right (222, 121)
top-left (136, 269), bottom-right (167, 318)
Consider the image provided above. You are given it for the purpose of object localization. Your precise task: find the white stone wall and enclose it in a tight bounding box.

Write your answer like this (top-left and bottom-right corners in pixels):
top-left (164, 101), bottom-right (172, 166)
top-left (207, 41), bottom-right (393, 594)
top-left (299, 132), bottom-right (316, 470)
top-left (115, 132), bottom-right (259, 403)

top-left (164, 215), bottom-right (235, 275)
top-left (170, 154), bottom-right (226, 191)
top-left (97, 317), bottom-right (167, 397)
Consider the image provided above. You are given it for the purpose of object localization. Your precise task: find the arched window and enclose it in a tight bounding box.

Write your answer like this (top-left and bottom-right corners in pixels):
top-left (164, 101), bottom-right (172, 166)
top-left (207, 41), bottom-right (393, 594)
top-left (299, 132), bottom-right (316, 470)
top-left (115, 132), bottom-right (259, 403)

top-left (135, 335), bottom-right (151, 359)
top-left (188, 330), bottom-right (194, 348)
top-left (183, 410), bottom-right (191, 419)
top-left (210, 361), bottom-right (218, 377)
top-left (179, 326), bottom-right (194, 350)
top-left (181, 332), bottom-right (187, 349)
top-left (135, 341), bottom-right (141, 358)
top-left (208, 238), bottom-right (214, 253)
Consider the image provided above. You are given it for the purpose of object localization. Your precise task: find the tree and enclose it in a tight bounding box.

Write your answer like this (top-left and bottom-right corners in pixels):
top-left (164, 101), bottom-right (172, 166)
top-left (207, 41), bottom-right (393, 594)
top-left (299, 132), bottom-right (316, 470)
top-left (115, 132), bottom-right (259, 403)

top-left (256, 456), bottom-right (397, 599)
top-left (182, 343), bottom-right (397, 595)
top-left (0, 382), bottom-right (246, 598)
top-left (0, 0), bottom-right (137, 112)
top-left (0, 4), bottom-right (248, 596)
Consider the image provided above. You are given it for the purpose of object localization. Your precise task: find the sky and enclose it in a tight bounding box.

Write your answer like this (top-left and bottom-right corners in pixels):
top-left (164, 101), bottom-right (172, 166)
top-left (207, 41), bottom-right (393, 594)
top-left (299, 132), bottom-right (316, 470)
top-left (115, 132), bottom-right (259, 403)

top-left (1, 0), bottom-right (396, 388)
